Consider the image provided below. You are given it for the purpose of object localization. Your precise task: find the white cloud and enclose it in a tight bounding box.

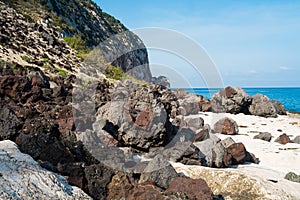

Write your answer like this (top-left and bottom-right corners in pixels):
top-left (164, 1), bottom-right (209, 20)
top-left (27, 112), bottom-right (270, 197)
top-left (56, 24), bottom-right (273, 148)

top-left (279, 66), bottom-right (291, 70)
top-left (249, 70), bottom-right (258, 74)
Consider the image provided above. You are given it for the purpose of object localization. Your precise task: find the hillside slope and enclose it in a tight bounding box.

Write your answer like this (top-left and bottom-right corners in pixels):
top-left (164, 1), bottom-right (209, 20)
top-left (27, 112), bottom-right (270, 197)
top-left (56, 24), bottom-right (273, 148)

top-left (0, 0), bottom-right (152, 82)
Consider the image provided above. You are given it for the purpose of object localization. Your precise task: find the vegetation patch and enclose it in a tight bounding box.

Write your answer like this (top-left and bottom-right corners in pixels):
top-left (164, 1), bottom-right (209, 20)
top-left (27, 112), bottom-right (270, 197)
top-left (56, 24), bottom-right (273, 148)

top-left (104, 65), bottom-right (125, 80)
top-left (55, 68), bottom-right (68, 76)
top-left (64, 34), bottom-right (90, 59)
top-left (21, 55), bottom-right (31, 63)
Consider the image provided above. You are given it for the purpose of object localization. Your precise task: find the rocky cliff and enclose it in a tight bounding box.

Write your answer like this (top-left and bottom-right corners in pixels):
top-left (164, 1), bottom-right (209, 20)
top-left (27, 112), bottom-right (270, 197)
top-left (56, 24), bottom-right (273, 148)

top-left (0, 0), bottom-right (152, 82)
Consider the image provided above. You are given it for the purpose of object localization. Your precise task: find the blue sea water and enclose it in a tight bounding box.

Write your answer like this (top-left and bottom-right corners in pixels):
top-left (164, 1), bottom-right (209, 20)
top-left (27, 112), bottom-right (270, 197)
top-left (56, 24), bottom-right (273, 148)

top-left (173, 88), bottom-right (300, 113)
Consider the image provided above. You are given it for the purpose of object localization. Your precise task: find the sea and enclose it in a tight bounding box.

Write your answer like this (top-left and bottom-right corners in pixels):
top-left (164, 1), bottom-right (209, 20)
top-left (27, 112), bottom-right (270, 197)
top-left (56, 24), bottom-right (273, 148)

top-left (172, 87), bottom-right (300, 113)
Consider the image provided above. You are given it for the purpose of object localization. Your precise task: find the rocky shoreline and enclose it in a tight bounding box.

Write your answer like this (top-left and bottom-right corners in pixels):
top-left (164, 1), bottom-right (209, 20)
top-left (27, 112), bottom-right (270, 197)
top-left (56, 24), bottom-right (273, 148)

top-left (1, 0), bottom-right (299, 199)
top-left (1, 62), bottom-right (299, 199)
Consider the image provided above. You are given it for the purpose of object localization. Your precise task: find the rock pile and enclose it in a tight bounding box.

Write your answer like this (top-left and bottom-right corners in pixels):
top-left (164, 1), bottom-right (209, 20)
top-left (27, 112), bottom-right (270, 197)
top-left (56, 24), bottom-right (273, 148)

top-left (173, 89), bottom-right (210, 115)
top-left (205, 86), bottom-right (287, 117)
top-left (0, 61), bottom-right (262, 199)
top-left (211, 86), bottom-right (252, 114)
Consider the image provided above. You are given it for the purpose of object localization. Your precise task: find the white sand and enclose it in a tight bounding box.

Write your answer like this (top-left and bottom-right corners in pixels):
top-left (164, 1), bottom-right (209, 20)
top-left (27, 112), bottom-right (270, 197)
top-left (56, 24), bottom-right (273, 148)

top-left (180, 112), bottom-right (300, 199)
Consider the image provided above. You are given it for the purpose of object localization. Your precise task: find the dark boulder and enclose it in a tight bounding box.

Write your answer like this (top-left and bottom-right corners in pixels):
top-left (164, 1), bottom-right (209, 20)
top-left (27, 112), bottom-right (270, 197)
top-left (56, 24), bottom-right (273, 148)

top-left (139, 155), bottom-right (178, 189)
top-left (0, 107), bottom-right (22, 140)
top-left (184, 117), bottom-right (204, 131)
top-left (15, 118), bottom-right (74, 165)
top-left (194, 124), bottom-right (211, 142)
top-left (274, 133), bottom-right (292, 144)
top-left (84, 164), bottom-right (115, 199)
top-left (107, 172), bottom-right (166, 200)
top-left (249, 94), bottom-right (277, 117)
top-left (224, 142), bottom-right (259, 166)
top-left (173, 89), bottom-right (209, 115)
top-left (165, 176), bottom-right (213, 200)
top-left (211, 86), bottom-right (252, 114)
top-left (213, 117), bottom-right (239, 135)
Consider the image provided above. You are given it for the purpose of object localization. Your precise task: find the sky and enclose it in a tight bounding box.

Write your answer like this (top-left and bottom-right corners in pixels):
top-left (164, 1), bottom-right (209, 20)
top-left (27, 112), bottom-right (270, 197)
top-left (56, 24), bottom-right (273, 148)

top-left (96, 0), bottom-right (300, 88)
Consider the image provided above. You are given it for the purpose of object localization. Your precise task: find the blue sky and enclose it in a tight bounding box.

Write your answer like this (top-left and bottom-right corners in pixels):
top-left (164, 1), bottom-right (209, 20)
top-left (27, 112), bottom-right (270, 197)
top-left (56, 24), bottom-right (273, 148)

top-left (97, 0), bottom-right (300, 88)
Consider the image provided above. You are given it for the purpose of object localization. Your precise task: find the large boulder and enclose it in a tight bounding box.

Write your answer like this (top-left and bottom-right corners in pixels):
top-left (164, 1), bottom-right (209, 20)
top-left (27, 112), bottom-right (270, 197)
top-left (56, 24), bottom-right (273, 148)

top-left (97, 100), bottom-right (168, 150)
top-left (271, 100), bottom-right (287, 115)
top-left (94, 83), bottom-right (181, 151)
top-left (107, 172), bottom-right (166, 200)
top-left (0, 140), bottom-right (91, 199)
top-left (224, 143), bottom-right (259, 166)
top-left (211, 86), bottom-right (252, 114)
top-left (213, 117), bottom-right (239, 135)
top-left (184, 117), bottom-right (204, 131)
top-left (139, 155), bottom-right (178, 189)
top-left (84, 164), bottom-right (115, 199)
top-left (249, 94), bottom-right (277, 117)
top-left (165, 176), bottom-right (213, 200)
top-left (195, 137), bottom-right (258, 168)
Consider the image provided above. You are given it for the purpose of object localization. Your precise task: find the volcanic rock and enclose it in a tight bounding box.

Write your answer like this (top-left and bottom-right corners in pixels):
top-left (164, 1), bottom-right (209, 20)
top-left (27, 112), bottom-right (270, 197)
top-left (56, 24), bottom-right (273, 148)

top-left (139, 155), bottom-right (178, 189)
top-left (293, 135), bottom-right (300, 144)
top-left (213, 117), bottom-right (239, 135)
top-left (253, 132), bottom-right (272, 142)
top-left (165, 176), bottom-right (213, 200)
top-left (211, 86), bottom-right (252, 114)
top-left (0, 140), bottom-right (91, 199)
top-left (249, 94), bottom-right (277, 117)
top-left (284, 172), bottom-right (300, 183)
top-left (274, 133), bottom-right (292, 144)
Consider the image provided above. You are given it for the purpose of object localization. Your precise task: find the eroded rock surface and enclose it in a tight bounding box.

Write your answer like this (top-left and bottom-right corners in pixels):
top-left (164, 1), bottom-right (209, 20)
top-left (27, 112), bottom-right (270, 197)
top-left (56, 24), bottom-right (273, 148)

top-left (0, 140), bottom-right (91, 199)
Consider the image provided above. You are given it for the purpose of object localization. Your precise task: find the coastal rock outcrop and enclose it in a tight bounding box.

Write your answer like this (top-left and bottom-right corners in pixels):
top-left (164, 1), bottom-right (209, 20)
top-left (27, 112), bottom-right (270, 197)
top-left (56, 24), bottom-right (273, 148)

top-left (211, 86), bottom-right (252, 114)
top-left (249, 94), bottom-right (277, 117)
top-left (213, 117), bottom-right (239, 135)
top-left (152, 75), bottom-right (171, 89)
top-left (0, 140), bottom-right (91, 199)
top-left (195, 136), bottom-right (258, 167)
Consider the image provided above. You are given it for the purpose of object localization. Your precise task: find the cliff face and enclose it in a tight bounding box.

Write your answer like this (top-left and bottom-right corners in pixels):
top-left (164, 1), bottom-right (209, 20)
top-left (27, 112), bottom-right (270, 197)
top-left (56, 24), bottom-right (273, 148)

top-left (0, 0), bottom-right (151, 82)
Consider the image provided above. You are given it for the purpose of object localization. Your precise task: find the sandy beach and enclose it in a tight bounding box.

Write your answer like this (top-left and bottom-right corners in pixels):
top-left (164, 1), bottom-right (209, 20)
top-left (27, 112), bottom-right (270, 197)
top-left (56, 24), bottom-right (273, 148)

top-left (174, 112), bottom-right (300, 199)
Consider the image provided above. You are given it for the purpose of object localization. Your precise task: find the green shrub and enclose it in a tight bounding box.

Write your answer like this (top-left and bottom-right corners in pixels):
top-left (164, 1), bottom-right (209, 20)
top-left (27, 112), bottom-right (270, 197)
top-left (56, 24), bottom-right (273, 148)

top-left (105, 65), bottom-right (125, 80)
top-left (55, 68), bottom-right (68, 76)
top-left (21, 55), bottom-right (31, 62)
top-left (64, 34), bottom-right (90, 59)
top-left (64, 34), bottom-right (86, 51)
top-left (41, 58), bottom-right (49, 63)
